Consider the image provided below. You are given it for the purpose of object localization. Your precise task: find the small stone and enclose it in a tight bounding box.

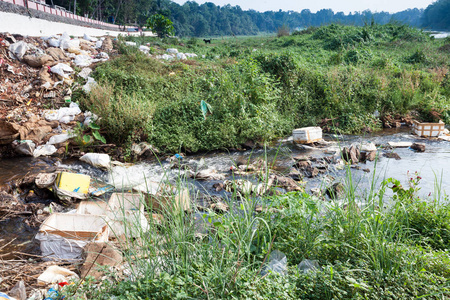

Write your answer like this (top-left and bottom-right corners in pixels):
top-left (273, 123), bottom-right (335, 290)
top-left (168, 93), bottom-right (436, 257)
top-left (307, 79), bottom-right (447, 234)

top-left (295, 160), bottom-right (311, 169)
top-left (362, 168), bottom-right (371, 173)
top-left (327, 182), bottom-right (345, 199)
top-left (383, 152), bottom-right (401, 160)
top-left (213, 182), bottom-right (224, 192)
top-left (210, 201), bottom-right (229, 213)
top-left (410, 143), bottom-right (426, 152)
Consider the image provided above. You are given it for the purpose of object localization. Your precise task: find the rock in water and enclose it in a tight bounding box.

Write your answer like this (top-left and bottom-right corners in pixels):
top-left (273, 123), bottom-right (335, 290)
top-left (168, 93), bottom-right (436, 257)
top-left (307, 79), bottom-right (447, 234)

top-left (411, 143), bottom-right (426, 152)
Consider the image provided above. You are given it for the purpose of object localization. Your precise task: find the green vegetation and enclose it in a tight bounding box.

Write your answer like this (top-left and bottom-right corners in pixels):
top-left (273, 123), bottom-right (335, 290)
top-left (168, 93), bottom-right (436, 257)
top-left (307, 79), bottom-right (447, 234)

top-left (76, 24), bottom-right (450, 155)
top-left (62, 162), bottom-right (450, 299)
top-left (422, 0), bottom-right (450, 30)
top-left (146, 14), bottom-right (175, 38)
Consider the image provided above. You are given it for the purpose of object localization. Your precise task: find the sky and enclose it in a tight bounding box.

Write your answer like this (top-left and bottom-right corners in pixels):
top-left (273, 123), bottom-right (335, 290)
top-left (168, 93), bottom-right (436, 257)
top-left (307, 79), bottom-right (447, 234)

top-left (170, 0), bottom-right (435, 14)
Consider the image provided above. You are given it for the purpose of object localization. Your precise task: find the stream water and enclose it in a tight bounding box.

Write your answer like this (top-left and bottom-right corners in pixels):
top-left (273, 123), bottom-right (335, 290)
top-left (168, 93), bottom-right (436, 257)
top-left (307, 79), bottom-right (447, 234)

top-left (1, 128), bottom-right (450, 258)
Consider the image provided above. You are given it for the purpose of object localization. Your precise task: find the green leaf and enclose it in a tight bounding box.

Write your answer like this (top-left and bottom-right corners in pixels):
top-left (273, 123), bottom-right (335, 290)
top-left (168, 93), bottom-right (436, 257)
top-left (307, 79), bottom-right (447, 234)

top-left (83, 135), bottom-right (91, 143)
top-left (89, 122), bottom-right (100, 130)
top-left (92, 131), bottom-right (106, 143)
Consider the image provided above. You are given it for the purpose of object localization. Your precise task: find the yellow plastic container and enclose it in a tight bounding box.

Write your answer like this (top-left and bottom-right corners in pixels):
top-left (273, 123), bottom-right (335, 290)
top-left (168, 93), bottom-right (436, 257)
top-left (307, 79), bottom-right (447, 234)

top-left (55, 172), bottom-right (90, 194)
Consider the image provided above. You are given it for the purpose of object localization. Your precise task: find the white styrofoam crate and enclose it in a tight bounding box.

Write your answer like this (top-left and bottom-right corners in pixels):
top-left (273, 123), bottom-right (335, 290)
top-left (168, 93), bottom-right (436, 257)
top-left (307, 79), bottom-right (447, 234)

top-left (293, 127), bottom-right (323, 144)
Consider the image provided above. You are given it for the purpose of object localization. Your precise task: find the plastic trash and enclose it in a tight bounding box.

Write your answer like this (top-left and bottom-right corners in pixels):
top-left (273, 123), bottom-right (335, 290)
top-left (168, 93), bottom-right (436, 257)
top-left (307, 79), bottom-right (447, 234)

top-left (12, 140), bottom-right (35, 156)
top-left (200, 100), bottom-right (213, 120)
top-left (80, 153), bottom-right (111, 169)
top-left (83, 111), bottom-right (98, 126)
top-left (78, 67), bottom-right (92, 79)
top-left (56, 172), bottom-right (90, 195)
top-left (125, 41), bottom-right (137, 46)
top-left (177, 53), bottom-right (187, 60)
top-left (60, 38), bottom-right (80, 50)
top-left (298, 259), bottom-right (321, 274)
top-left (35, 173), bottom-right (58, 189)
top-left (37, 265), bottom-right (79, 285)
top-left (261, 250), bottom-right (287, 276)
top-left (139, 45), bottom-right (150, 53)
top-left (167, 48), bottom-right (178, 54)
top-left (158, 54), bottom-right (174, 60)
top-left (0, 293), bottom-right (12, 300)
top-left (95, 40), bottom-right (103, 48)
top-left (185, 53), bottom-right (198, 58)
top-left (83, 33), bottom-right (98, 42)
top-left (74, 55), bottom-right (92, 67)
top-left (47, 38), bottom-right (60, 47)
top-left (8, 41), bottom-right (28, 60)
top-left (50, 63), bottom-right (73, 79)
top-left (44, 102), bottom-right (81, 123)
top-left (83, 77), bottom-right (97, 93)
top-left (33, 145), bottom-right (57, 157)
top-left (45, 288), bottom-right (59, 300)
top-left (47, 133), bottom-right (71, 145)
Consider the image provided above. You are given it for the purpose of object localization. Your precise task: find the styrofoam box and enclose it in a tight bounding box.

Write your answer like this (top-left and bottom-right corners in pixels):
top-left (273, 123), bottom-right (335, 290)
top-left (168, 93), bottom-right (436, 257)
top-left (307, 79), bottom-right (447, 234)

top-left (108, 192), bottom-right (145, 212)
top-left (39, 213), bottom-right (109, 241)
top-left (412, 121), bottom-right (445, 137)
top-left (293, 127), bottom-right (323, 144)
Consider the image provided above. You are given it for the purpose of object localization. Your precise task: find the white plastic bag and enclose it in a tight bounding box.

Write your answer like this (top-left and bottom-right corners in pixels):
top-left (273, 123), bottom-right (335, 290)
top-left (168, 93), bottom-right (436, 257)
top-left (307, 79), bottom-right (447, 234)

top-left (60, 38), bottom-right (80, 50)
top-left (83, 33), bottom-right (98, 42)
top-left (50, 63), bottom-right (73, 79)
top-left (261, 250), bottom-right (287, 276)
top-left (47, 133), bottom-right (71, 145)
top-left (125, 41), bottom-right (137, 46)
top-left (78, 67), bottom-right (92, 79)
top-left (9, 41), bottom-right (29, 60)
top-left (74, 55), bottom-right (92, 67)
top-left (177, 53), bottom-right (187, 60)
top-left (33, 145), bottom-right (57, 157)
top-left (43, 102), bottom-right (82, 123)
top-left (37, 265), bottom-right (79, 285)
top-left (167, 48), bottom-right (178, 54)
top-left (48, 38), bottom-right (60, 47)
top-left (83, 77), bottom-right (97, 93)
top-left (95, 40), bottom-right (103, 48)
top-left (80, 153), bottom-right (111, 169)
top-left (139, 45), bottom-right (150, 53)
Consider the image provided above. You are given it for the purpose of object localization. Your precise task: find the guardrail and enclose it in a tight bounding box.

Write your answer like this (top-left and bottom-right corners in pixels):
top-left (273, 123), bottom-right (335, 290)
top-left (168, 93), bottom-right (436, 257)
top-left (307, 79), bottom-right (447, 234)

top-left (1, 0), bottom-right (136, 31)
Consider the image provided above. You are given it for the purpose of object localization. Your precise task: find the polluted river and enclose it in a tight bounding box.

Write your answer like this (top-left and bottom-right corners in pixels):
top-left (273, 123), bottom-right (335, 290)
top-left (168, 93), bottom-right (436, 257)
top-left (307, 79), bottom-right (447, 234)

top-left (1, 127), bottom-right (450, 264)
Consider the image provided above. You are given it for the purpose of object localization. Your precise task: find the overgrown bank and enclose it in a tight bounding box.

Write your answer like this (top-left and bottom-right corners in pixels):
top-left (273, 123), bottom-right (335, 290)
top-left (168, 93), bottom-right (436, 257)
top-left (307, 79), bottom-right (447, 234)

top-left (76, 24), bottom-right (450, 155)
top-left (63, 167), bottom-right (450, 299)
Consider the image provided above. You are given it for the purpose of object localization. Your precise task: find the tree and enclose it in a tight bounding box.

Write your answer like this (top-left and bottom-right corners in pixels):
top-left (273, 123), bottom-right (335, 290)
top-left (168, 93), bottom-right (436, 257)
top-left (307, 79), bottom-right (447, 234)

top-left (146, 14), bottom-right (175, 37)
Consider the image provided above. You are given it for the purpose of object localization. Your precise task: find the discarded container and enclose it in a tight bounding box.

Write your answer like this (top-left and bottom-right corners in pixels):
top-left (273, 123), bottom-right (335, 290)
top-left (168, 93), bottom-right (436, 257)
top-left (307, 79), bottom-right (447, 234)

top-left (0, 293), bottom-right (12, 300)
top-left (107, 210), bottom-right (149, 238)
top-left (36, 213), bottom-right (108, 260)
top-left (56, 172), bottom-right (90, 195)
top-left (77, 200), bottom-right (109, 215)
top-left (412, 120), bottom-right (445, 137)
top-left (293, 127), bottom-right (323, 144)
top-left (33, 144), bottom-right (57, 157)
top-left (133, 182), bottom-right (191, 212)
top-left (39, 213), bottom-right (108, 240)
top-left (108, 193), bottom-right (144, 212)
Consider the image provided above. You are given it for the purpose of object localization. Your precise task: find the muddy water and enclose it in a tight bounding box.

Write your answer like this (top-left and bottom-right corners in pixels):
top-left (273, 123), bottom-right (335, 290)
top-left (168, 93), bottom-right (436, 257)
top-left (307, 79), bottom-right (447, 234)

top-left (1, 128), bottom-right (449, 258)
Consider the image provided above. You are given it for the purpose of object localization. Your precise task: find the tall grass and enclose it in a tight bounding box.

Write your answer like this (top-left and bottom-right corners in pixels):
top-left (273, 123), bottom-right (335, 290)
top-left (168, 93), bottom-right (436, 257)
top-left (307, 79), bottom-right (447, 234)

top-left (64, 151), bottom-right (450, 299)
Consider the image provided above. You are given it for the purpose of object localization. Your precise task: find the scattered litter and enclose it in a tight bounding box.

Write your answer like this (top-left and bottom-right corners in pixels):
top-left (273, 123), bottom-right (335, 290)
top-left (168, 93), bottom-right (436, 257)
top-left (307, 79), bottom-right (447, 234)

top-left (12, 140), bottom-right (35, 156)
top-left (33, 144), bottom-right (57, 157)
top-left (261, 250), bottom-right (287, 276)
top-left (82, 77), bottom-right (97, 93)
top-left (293, 127), bottom-right (323, 144)
top-left (43, 102), bottom-right (82, 123)
top-left (50, 63), bottom-right (74, 79)
top-left (387, 141), bottom-right (412, 148)
top-left (36, 213), bottom-right (108, 260)
top-left (35, 172), bottom-right (58, 189)
top-left (47, 133), bottom-right (72, 145)
top-left (80, 153), bottom-right (111, 169)
top-left (37, 266), bottom-right (79, 285)
top-left (125, 41), bottom-right (137, 46)
top-left (8, 41), bottom-right (29, 60)
top-left (54, 172), bottom-right (90, 202)
top-left (412, 120), bottom-right (445, 137)
top-left (167, 48), bottom-right (178, 54)
top-left (176, 53), bottom-right (187, 60)
top-left (139, 45), bottom-right (150, 53)
top-left (83, 34), bottom-right (98, 42)
top-left (78, 67), bottom-right (93, 79)
top-left (43, 91), bottom-right (57, 98)
top-left (74, 54), bottom-right (93, 67)
top-left (298, 259), bottom-right (321, 273)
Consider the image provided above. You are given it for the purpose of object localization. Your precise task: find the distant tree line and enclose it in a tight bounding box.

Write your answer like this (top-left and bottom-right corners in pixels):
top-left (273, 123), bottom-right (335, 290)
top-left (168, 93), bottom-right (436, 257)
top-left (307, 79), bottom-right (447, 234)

top-left (47, 0), bottom-right (428, 36)
top-left (422, 0), bottom-right (450, 30)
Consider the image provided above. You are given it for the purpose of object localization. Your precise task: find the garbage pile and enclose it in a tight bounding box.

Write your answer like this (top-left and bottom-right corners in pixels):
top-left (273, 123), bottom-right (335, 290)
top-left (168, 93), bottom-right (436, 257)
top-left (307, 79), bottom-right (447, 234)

top-left (0, 32), bottom-right (115, 158)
